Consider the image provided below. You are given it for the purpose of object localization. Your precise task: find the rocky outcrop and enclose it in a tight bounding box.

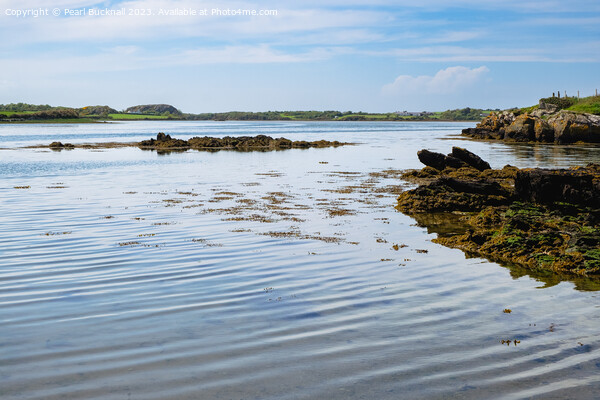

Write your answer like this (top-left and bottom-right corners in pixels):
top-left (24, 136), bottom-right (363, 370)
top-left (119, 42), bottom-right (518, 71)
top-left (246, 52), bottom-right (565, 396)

top-left (461, 111), bottom-right (515, 140)
top-left (79, 105), bottom-right (118, 115)
top-left (125, 104), bottom-right (182, 115)
top-left (138, 133), bottom-right (350, 151)
top-left (504, 114), bottom-right (536, 141)
top-left (462, 109), bottom-right (600, 143)
top-left (49, 141), bottom-right (75, 149)
top-left (548, 111), bottom-right (600, 143)
top-left (417, 147), bottom-right (491, 171)
top-left (417, 149), bottom-right (465, 170)
top-left (515, 165), bottom-right (600, 208)
top-left (138, 132), bottom-right (189, 149)
top-left (397, 148), bottom-right (600, 276)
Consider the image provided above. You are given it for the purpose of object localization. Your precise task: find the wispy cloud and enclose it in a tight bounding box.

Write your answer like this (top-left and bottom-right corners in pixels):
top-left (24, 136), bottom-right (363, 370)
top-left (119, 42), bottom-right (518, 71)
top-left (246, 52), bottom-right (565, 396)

top-left (382, 66), bottom-right (489, 95)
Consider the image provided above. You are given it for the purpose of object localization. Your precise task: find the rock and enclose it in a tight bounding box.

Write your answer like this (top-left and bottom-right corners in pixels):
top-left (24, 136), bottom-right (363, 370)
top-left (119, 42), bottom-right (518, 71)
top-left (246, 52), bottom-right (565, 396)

top-left (436, 177), bottom-right (510, 197)
top-left (548, 111), bottom-right (600, 143)
top-left (504, 114), bottom-right (536, 141)
top-left (139, 133), bottom-right (350, 151)
top-left (461, 111), bottom-right (515, 140)
top-left (138, 133), bottom-right (189, 149)
top-left (156, 132), bottom-right (172, 141)
top-left (515, 165), bottom-right (600, 207)
top-left (534, 119), bottom-right (554, 142)
top-left (538, 101), bottom-right (559, 113)
top-left (463, 108), bottom-right (600, 144)
top-left (417, 149), bottom-right (448, 170)
top-left (48, 142), bottom-right (75, 150)
top-left (451, 147), bottom-right (491, 171)
top-left (397, 149), bottom-right (600, 275)
top-left (445, 155), bottom-right (468, 169)
top-left (397, 177), bottom-right (512, 212)
top-left (417, 149), bottom-right (467, 170)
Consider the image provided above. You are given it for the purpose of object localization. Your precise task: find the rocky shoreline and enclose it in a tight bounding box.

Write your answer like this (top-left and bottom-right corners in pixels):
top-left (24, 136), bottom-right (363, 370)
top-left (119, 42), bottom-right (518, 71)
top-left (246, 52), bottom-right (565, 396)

top-left (462, 101), bottom-right (600, 143)
top-left (397, 147), bottom-right (599, 276)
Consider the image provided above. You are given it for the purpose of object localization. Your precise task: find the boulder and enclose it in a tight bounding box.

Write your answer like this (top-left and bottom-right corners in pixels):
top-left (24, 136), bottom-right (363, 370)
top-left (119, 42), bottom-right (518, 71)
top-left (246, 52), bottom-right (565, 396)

top-left (451, 147), bottom-right (491, 171)
top-left (417, 149), bottom-right (468, 170)
top-left (417, 149), bottom-right (448, 170)
top-left (156, 132), bottom-right (172, 141)
top-left (444, 155), bottom-right (468, 169)
top-left (462, 111), bottom-right (515, 140)
top-left (49, 142), bottom-right (75, 149)
top-left (534, 119), bottom-right (554, 142)
top-left (514, 165), bottom-right (600, 207)
top-left (538, 101), bottom-right (559, 113)
top-left (504, 114), bottom-right (536, 141)
top-left (548, 111), bottom-right (600, 143)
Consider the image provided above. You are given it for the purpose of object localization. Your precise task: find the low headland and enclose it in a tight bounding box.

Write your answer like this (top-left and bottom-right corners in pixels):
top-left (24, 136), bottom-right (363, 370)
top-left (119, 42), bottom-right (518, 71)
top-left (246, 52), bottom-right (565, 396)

top-left (397, 147), bottom-right (599, 276)
top-left (462, 95), bottom-right (600, 143)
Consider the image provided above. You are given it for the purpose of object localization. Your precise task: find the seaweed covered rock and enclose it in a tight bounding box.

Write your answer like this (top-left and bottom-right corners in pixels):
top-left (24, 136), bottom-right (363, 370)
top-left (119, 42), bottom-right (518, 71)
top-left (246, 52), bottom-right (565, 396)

top-left (138, 132), bottom-right (190, 149)
top-left (49, 141), bottom-right (75, 149)
top-left (435, 203), bottom-right (600, 275)
top-left (397, 177), bottom-right (512, 212)
top-left (138, 133), bottom-right (349, 151)
top-left (515, 165), bottom-right (600, 207)
top-left (397, 148), bottom-right (600, 276)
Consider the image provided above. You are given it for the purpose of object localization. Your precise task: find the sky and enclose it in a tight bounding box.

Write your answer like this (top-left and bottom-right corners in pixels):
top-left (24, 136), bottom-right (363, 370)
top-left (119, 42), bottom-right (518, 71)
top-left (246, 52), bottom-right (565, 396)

top-left (0, 0), bottom-right (599, 112)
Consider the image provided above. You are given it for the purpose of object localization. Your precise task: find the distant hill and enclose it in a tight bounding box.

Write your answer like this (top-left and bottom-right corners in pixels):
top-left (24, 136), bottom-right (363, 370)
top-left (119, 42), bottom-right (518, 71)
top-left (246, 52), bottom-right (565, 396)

top-left (80, 105), bottom-right (118, 115)
top-left (0, 103), bottom-right (54, 112)
top-left (125, 104), bottom-right (182, 115)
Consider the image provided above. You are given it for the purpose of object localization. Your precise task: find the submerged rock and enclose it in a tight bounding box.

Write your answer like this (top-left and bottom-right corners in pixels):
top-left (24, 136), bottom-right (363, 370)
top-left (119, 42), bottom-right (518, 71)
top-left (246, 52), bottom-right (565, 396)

top-left (397, 148), bottom-right (600, 275)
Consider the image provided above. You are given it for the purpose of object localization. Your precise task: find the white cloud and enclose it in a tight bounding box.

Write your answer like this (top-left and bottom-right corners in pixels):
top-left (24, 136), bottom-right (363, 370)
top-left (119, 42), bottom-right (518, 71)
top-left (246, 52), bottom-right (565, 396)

top-left (382, 66), bottom-right (489, 95)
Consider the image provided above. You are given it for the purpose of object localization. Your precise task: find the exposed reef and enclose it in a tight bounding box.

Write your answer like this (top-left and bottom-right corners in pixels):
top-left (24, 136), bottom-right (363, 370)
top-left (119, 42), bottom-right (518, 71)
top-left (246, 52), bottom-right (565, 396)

top-left (397, 147), bottom-right (600, 276)
top-left (49, 141), bottom-right (75, 149)
top-left (462, 105), bottom-right (600, 143)
top-left (137, 133), bottom-right (350, 151)
top-left (40, 133), bottom-right (350, 151)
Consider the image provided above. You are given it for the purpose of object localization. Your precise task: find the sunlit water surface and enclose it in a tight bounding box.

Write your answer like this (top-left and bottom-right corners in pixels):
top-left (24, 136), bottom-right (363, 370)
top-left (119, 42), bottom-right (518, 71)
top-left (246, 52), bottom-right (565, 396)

top-left (1, 121), bottom-right (600, 400)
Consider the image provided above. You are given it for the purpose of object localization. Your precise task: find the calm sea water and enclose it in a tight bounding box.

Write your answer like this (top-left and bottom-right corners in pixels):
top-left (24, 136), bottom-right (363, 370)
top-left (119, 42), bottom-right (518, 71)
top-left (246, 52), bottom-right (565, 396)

top-left (1, 121), bottom-right (600, 400)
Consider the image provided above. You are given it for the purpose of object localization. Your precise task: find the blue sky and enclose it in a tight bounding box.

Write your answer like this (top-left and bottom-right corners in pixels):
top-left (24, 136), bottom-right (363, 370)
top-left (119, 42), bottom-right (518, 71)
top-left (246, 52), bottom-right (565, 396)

top-left (1, 0), bottom-right (599, 112)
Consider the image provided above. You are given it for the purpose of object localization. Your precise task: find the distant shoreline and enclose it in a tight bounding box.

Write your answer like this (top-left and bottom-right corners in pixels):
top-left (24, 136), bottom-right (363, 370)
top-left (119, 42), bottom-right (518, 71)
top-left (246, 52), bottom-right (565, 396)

top-left (0, 118), bottom-right (478, 124)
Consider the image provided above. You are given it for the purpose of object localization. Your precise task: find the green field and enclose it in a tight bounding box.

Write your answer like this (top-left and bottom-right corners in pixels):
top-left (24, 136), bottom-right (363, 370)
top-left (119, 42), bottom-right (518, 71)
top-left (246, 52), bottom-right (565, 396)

top-left (567, 96), bottom-right (600, 114)
top-left (0, 118), bottom-right (97, 124)
top-left (108, 113), bottom-right (171, 120)
top-left (0, 111), bottom-right (39, 116)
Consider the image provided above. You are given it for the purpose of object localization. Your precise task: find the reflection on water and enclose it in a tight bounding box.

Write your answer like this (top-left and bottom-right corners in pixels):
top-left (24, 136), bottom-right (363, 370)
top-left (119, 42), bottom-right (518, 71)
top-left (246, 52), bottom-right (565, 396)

top-left (1, 121), bottom-right (600, 400)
